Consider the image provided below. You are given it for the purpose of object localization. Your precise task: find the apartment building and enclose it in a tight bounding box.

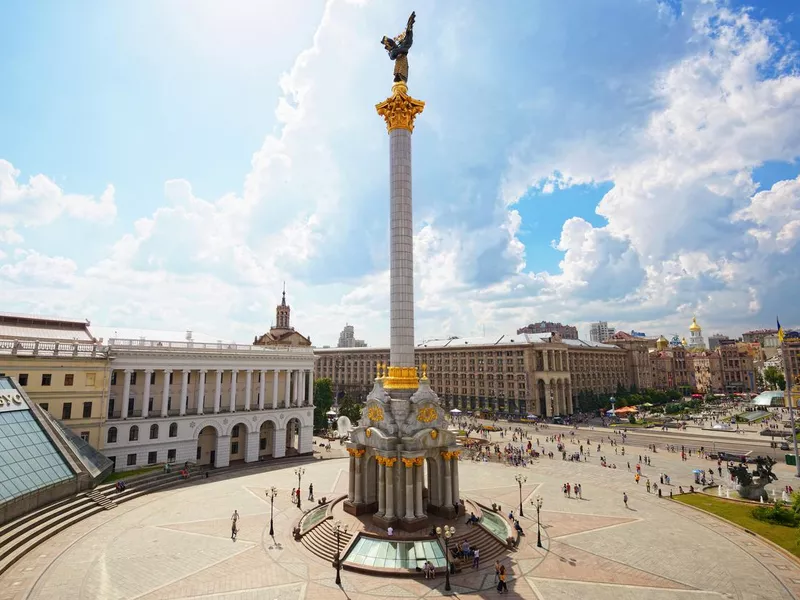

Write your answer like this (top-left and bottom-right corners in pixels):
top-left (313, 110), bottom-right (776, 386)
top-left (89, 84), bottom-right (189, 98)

top-left (717, 339), bottom-right (756, 393)
top-left (689, 351), bottom-right (723, 395)
top-left (650, 337), bottom-right (691, 392)
top-left (608, 331), bottom-right (655, 390)
top-left (317, 332), bottom-right (628, 416)
top-left (589, 321), bottom-right (616, 343)
top-left (516, 321), bottom-right (578, 340)
top-left (0, 314), bottom-right (110, 448)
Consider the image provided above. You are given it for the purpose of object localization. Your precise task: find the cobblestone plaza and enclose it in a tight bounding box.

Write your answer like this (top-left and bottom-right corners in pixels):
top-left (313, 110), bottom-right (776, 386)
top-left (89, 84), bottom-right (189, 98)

top-left (3, 440), bottom-right (800, 600)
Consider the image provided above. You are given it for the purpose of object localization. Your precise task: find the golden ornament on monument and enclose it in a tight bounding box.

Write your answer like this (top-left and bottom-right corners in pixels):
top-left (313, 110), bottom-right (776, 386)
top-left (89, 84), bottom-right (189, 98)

top-left (417, 405), bottom-right (437, 423)
top-left (367, 406), bottom-right (385, 422)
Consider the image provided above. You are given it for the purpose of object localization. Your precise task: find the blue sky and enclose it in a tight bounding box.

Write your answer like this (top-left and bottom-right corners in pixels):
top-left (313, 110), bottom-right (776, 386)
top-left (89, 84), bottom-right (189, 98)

top-left (1, 0), bottom-right (799, 346)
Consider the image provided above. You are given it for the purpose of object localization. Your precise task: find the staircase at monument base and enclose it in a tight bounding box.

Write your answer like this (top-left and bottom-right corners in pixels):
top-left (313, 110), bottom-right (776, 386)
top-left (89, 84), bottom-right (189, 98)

top-left (300, 519), bottom-right (355, 563)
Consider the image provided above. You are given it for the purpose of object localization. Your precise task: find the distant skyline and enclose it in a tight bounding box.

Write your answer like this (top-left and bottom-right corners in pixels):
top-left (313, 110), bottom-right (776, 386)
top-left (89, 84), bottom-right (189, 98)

top-left (1, 0), bottom-right (799, 348)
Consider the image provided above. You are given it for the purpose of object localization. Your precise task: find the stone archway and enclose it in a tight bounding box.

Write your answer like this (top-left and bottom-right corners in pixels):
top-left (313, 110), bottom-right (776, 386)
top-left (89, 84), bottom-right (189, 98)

top-left (227, 420), bottom-right (249, 464)
top-left (196, 425), bottom-right (218, 466)
top-left (285, 417), bottom-right (301, 456)
top-left (259, 420), bottom-right (275, 459)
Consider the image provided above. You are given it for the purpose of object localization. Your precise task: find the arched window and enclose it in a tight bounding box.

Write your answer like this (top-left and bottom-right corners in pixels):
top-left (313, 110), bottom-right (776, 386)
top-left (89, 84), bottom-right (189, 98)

top-left (129, 425), bottom-right (139, 442)
top-left (231, 425), bottom-right (240, 438)
top-left (107, 427), bottom-right (117, 444)
top-left (149, 424), bottom-right (159, 440)
top-left (169, 422), bottom-right (178, 438)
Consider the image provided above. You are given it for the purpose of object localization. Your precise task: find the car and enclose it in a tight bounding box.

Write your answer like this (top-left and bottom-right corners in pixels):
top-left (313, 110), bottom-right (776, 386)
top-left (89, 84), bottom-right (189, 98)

top-left (780, 442), bottom-right (791, 451)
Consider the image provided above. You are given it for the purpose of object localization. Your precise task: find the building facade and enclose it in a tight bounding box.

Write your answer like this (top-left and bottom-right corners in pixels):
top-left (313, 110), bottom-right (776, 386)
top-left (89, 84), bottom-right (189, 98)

top-left (589, 321), bottom-right (615, 343)
top-left (253, 290), bottom-right (312, 347)
top-left (516, 321), bottom-right (578, 340)
top-left (608, 331), bottom-right (655, 390)
top-left (650, 337), bottom-right (691, 392)
top-left (687, 317), bottom-right (706, 350)
top-left (689, 352), bottom-right (723, 394)
top-left (742, 329), bottom-right (779, 345)
top-left (101, 336), bottom-right (315, 471)
top-left (708, 333), bottom-right (732, 351)
top-left (317, 333), bottom-right (629, 416)
top-left (717, 339), bottom-right (756, 393)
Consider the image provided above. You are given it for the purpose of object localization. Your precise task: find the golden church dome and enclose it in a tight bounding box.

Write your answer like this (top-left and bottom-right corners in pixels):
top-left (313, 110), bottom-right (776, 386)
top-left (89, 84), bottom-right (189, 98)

top-left (689, 316), bottom-right (701, 332)
top-left (656, 335), bottom-right (669, 350)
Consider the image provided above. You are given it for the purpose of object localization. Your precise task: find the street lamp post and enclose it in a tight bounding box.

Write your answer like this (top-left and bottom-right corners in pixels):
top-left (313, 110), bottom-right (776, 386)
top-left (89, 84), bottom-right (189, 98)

top-left (266, 486), bottom-right (277, 536)
top-left (332, 519), bottom-right (348, 585)
top-left (515, 474), bottom-right (527, 517)
top-left (532, 495), bottom-right (543, 548)
top-left (436, 525), bottom-right (456, 592)
top-left (295, 467), bottom-right (306, 510)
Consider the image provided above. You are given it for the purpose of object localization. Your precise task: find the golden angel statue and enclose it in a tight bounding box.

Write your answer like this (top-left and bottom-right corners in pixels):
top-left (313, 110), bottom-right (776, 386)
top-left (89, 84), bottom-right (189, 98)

top-left (381, 12), bottom-right (416, 83)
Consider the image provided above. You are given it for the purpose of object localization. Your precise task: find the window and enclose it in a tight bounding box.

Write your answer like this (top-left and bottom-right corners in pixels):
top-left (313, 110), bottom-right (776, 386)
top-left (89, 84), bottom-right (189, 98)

top-left (18, 373), bottom-right (28, 386)
top-left (147, 451), bottom-right (157, 465)
top-left (62, 403), bottom-right (72, 419)
top-left (64, 374), bottom-right (74, 386)
top-left (80, 431), bottom-right (90, 442)
top-left (129, 425), bottom-right (139, 442)
top-left (40, 402), bottom-right (49, 411)
top-left (260, 438), bottom-right (267, 450)
top-left (232, 425), bottom-right (240, 438)
top-left (196, 446), bottom-right (202, 460)
top-left (231, 442), bottom-right (239, 455)
top-left (167, 449), bottom-right (176, 463)
top-left (127, 453), bottom-right (137, 466)
top-left (111, 371), bottom-right (117, 385)
top-left (148, 398), bottom-right (154, 412)
top-left (107, 427), bottom-right (117, 443)
top-left (82, 402), bottom-right (92, 418)
top-left (85, 372), bottom-right (96, 386)
top-left (130, 372), bottom-right (137, 385)
top-left (169, 422), bottom-right (178, 438)
top-left (150, 372), bottom-right (156, 385)
top-left (41, 374), bottom-right (52, 386)
top-left (149, 424), bottom-right (159, 439)
top-left (169, 372), bottom-right (174, 385)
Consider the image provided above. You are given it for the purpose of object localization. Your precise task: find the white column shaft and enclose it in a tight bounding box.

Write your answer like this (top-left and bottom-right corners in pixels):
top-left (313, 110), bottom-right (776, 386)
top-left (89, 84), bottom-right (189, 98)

top-left (122, 370), bottom-right (132, 419)
top-left (142, 370), bottom-right (152, 418)
top-left (404, 465), bottom-right (415, 520)
top-left (271, 370), bottom-right (278, 409)
top-left (161, 370), bottom-right (171, 417)
top-left (377, 463), bottom-right (386, 515)
top-left (214, 370), bottom-right (222, 413)
top-left (414, 463), bottom-right (424, 517)
top-left (197, 371), bottom-right (206, 415)
top-left (180, 370), bottom-right (189, 416)
top-left (308, 369), bottom-right (314, 407)
top-left (385, 466), bottom-right (395, 519)
top-left (284, 369), bottom-right (291, 408)
top-left (259, 370), bottom-right (267, 410)
top-left (244, 370), bottom-right (252, 411)
top-left (229, 369), bottom-right (237, 412)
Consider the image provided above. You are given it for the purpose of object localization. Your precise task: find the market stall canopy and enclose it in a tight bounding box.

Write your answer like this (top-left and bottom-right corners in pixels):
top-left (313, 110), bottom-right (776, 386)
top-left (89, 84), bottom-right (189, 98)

top-left (614, 406), bottom-right (639, 414)
top-left (449, 408), bottom-right (462, 414)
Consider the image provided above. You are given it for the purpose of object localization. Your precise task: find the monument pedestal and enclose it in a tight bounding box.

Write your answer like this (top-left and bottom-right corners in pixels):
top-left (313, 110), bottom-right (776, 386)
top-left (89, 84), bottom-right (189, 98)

top-left (343, 500), bottom-right (377, 516)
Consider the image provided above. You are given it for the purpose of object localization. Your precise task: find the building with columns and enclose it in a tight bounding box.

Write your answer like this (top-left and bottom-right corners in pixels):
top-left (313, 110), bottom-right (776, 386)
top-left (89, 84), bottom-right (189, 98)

top-left (253, 288), bottom-right (312, 347)
top-left (316, 332), bottom-right (632, 417)
top-left (101, 335), bottom-right (315, 471)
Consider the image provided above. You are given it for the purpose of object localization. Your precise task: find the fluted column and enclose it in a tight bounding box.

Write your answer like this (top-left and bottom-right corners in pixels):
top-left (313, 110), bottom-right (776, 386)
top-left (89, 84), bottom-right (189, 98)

top-left (308, 369), bottom-right (314, 407)
top-left (142, 369), bottom-right (153, 418)
top-left (377, 462), bottom-right (386, 516)
top-left (244, 369), bottom-right (252, 411)
top-left (348, 455), bottom-right (356, 501)
top-left (229, 369), bottom-right (238, 413)
top-left (259, 370), bottom-right (267, 410)
top-left (271, 369), bottom-right (278, 409)
top-left (452, 458), bottom-right (460, 506)
top-left (443, 456), bottom-right (453, 506)
top-left (161, 369), bottom-right (171, 417)
top-left (354, 457), bottom-right (364, 504)
top-left (385, 462), bottom-right (395, 519)
top-left (214, 370), bottom-right (222, 414)
top-left (122, 369), bottom-right (132, 419)
top-left (284, 369), bottom-right (291, 408)
top-left (414, 462), bottom-right (424, 517)
top-left (293, 370), bottom-right (300, 407)
top-left (404, 462), bottom-right (415, 520)
top-left (180, 370), bottom-right (189, 416)
top-left (197, 370), bottom-right (206, 415)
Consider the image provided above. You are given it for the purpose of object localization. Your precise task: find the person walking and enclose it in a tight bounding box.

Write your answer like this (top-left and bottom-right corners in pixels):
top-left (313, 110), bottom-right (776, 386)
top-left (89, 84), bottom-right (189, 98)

top-left (472, 547), bottom-right (480, 569)
top-left (308, 483), bottom-right (314, 501)
top-left (623, 492), bottom-right (628, 508)
top-left (295, 488), bottom-right (301, 507)
top-left (497, 564), bottom-right (509, 593)
top-left (494, 560), bottom-right (501, 584)
top-left (231, 509), bottom-right (240, 541)
top-left (291, 488), bottom-right (296, 505)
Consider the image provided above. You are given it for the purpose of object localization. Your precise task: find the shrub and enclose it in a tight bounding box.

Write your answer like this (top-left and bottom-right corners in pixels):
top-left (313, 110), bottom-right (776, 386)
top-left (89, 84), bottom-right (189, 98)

top-left (752, 503), bottom-right (800, 527)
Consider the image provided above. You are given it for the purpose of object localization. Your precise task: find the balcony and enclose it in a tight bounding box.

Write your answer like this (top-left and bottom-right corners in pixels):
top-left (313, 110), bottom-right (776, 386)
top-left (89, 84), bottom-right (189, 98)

top-left (106, 337), bottom-right (314, 355)
top-left (105, 403), bottom-right (311, 420)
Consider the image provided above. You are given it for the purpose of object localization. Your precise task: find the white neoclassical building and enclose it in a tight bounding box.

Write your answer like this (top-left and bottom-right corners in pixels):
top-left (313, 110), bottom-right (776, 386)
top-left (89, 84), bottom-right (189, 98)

top-left (100, 335), bottom-right (315, 471)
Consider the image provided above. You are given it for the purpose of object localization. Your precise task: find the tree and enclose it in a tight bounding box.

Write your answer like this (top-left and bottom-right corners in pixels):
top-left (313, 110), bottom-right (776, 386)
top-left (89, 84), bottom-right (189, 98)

top-left (313, 378), bottom-right (334, 431)
top-left (338, 393), bottom-right (362, 424)
top-left (763, 366), bottom-right (786, 391)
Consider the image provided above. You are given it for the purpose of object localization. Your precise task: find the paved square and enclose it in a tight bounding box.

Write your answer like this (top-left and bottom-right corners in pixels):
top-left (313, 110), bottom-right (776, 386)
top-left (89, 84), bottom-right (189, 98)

top-left (2, 442), bottom-right (800, 600)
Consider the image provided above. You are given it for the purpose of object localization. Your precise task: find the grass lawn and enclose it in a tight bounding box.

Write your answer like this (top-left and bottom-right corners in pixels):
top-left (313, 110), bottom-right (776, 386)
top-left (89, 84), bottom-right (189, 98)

top-left (675, 494), bottom-right (800, 558)
top-left (103, 465), bottom-right (161, 483)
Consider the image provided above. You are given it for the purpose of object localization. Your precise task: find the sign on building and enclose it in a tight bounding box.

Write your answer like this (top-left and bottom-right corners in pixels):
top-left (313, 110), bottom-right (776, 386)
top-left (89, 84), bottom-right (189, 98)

top-left (0, 389), bottom-right (27, 412)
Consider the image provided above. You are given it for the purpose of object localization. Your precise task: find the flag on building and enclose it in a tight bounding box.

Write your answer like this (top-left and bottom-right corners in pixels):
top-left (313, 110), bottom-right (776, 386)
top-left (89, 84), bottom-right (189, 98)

top-left (778, 318), bottom-right (785, 344)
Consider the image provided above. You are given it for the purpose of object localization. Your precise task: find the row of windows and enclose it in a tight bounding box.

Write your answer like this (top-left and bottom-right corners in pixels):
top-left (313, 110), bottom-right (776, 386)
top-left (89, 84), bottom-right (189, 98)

top-left (124, 448), bottom-right (177, 467)
top-left (39, 401), bottom-right (93, 420)
top-left (107, 422), bottom-right (179, 444)
top-left (17, 373), bottom-right (88, 387)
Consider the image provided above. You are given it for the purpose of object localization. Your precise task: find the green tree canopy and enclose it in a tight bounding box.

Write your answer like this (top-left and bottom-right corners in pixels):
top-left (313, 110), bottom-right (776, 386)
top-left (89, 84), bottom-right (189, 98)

top-left (313, 378), bottom-right (334, 430)
top-left (338, 393), bottom-right (362, 425)
top-left (763, 366), bottom-right (786, 391)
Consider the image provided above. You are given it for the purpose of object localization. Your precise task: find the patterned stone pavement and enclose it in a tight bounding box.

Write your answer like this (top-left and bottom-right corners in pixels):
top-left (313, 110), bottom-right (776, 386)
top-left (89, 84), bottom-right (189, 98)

top-left (2, 440), bottom-right (800, 600)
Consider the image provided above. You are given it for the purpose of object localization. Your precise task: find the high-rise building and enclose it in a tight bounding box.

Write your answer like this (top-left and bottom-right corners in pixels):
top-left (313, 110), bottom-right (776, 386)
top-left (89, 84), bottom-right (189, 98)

top-left (337, 324), bottom-right (367, 348)
top-left (708, 333), bottom-right (732, 351)
top-left (517, 321), bottom-right (578, 339)
top-left (589, 321), bottom-right (616, 343)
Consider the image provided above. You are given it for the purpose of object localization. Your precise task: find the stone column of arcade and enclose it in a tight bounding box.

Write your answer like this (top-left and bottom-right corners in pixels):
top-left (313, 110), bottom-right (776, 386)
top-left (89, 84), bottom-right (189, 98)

top-left (403, 460), bottom-right (415, 520)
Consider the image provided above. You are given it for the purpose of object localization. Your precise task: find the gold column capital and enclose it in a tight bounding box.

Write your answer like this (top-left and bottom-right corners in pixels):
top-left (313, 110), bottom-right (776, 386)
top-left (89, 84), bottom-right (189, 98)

top-left (376, 84), bottom-right (425, 133)
top-left (383, 366), bottom-right (419, 390)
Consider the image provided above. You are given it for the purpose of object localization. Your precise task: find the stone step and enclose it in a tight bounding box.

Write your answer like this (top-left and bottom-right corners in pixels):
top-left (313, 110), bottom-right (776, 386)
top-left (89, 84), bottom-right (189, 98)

top-left (300, 522), bottom-right (354, 563)
top-left (85, 490), bottom-right (117, 510)
top-left (0, 499), bottom-right (104, 577)
top-left (0, 493), bottom-right (79, 540)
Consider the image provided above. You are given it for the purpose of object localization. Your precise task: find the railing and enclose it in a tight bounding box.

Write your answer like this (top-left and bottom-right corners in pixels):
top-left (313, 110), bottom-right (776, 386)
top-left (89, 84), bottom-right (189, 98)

top-left (106, 338), bottom-right (314, 354)
top-left (104, 404), bottom-right (310, 420)
top-left (0, 339), bottom-right (105, 358)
